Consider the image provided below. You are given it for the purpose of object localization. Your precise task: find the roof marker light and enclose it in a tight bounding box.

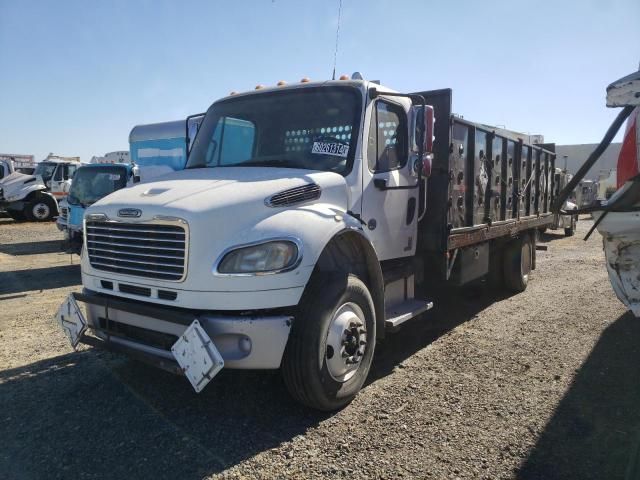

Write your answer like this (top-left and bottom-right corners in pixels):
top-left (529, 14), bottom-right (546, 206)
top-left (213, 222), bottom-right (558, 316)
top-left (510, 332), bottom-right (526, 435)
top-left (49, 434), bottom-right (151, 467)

top-left (277, 80), bottom-right (287, 86)
top-left (300, 77), bottom-right (311, 83)
top-left (339, 74), bottom-right (349, 80)
top-left (255, 84), bottom-right (265, 90)
top-left (229, 91), bottom-right (237, 95)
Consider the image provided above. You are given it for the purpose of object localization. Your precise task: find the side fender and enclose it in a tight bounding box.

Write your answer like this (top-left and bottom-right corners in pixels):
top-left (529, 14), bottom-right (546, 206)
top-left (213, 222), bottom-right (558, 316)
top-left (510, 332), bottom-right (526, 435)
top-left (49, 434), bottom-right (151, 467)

top-left (310, 227), bottom-right (386, 340)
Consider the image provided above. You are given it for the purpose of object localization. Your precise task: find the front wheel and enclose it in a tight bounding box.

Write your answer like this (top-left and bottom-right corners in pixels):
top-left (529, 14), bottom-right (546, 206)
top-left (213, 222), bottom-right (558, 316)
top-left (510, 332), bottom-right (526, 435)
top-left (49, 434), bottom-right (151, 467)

top-left (282, 274), bottom-right (376, 411)
top-left (25, 194), bottom-right (57, 222)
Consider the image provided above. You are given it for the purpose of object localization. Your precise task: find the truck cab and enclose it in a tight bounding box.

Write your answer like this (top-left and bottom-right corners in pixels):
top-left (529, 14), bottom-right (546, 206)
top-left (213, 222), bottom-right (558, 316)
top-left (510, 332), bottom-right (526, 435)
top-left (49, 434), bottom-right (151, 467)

top-left (58, 76), bottom-right (555, 410)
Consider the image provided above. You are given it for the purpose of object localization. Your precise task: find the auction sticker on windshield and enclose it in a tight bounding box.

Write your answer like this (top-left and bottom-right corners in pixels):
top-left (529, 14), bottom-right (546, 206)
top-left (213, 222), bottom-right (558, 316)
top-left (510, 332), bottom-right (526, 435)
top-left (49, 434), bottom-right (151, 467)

top-left (311, 142), bottom-right (349, 158)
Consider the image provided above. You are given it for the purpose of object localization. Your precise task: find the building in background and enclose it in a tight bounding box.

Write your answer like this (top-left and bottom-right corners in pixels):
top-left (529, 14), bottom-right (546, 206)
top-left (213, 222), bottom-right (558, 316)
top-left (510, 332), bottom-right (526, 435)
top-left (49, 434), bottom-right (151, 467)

top-left (555, 143), bottom-right (622, 179)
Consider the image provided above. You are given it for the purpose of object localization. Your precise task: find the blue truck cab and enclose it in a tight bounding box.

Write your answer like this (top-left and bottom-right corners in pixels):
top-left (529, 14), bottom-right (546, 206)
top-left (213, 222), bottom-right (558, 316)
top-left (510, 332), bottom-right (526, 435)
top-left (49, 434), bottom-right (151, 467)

top-left (58, 116), bottom-right (203, 252)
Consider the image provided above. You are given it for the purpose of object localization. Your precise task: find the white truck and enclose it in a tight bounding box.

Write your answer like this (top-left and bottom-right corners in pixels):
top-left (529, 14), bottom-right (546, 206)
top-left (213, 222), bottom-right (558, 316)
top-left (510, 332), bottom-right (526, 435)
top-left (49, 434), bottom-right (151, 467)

top-left (0, 155), bottom-right (80, 221)
top-left (57, 76), bottom-right (559, 410)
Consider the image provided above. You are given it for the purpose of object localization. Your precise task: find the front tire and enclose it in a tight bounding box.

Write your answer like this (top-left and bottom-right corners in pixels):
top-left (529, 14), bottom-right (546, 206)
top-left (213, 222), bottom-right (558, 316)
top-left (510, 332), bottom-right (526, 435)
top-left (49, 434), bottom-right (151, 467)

top-left (25, 194), bottom-right (56, 222)
top-left (282, 274), bottom-right (376, 411)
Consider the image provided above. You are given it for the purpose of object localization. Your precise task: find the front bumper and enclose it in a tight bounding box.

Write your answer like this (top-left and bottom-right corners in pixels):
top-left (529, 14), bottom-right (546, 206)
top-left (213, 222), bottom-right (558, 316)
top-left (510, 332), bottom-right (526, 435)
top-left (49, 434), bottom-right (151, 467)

top-left (72, 290), bottom-right (293, 370)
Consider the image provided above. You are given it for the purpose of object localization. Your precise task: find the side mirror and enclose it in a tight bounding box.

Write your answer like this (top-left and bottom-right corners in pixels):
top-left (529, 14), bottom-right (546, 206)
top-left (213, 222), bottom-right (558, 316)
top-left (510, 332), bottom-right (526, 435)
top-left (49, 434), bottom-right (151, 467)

top-left (410, 105), bottom-right (435, 177)
top-left (421, 154), bottom-right (433, 177)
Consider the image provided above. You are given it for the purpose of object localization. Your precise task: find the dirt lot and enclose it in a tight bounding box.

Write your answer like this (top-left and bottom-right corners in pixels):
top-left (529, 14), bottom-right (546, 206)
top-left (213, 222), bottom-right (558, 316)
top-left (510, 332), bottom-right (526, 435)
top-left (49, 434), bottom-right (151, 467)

top-left (0, 216), bottom-right (637, 479)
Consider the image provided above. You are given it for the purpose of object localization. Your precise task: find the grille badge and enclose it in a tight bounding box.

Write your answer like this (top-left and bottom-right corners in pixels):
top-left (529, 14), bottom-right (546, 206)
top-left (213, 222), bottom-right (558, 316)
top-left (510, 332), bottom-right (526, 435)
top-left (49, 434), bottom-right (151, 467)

top-left (118, 208), bottom-right (142, 218)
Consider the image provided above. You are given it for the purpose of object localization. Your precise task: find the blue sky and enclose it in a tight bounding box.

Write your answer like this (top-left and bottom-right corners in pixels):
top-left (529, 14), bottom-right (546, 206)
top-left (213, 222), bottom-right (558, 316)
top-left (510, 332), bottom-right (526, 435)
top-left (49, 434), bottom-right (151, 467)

top-left (0, 0), bottom-right (638, 162)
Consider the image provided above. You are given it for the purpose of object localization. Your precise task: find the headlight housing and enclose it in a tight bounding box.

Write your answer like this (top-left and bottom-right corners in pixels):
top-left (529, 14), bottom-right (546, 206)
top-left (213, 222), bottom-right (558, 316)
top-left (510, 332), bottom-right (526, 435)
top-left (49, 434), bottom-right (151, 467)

top-left (216, 239), bottom-right (301, 275)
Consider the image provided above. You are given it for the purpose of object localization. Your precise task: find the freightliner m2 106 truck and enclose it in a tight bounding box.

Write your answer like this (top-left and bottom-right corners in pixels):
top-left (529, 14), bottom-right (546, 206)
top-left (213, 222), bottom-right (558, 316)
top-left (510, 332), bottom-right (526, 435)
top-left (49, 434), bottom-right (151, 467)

top-left (57, 76), bottom-right (557, 410)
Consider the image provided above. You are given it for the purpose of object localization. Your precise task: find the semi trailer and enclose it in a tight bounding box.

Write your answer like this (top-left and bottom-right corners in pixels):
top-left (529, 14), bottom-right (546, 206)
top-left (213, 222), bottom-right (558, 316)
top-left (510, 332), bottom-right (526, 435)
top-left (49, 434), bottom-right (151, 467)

top-left (57, 76), bottom-right (557, 410)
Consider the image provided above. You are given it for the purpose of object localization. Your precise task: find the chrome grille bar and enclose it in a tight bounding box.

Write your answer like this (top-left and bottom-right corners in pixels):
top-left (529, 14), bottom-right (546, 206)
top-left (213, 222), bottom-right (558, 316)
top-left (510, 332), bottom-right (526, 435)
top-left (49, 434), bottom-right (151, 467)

top-left (86, 220), bottom-right (187, 281)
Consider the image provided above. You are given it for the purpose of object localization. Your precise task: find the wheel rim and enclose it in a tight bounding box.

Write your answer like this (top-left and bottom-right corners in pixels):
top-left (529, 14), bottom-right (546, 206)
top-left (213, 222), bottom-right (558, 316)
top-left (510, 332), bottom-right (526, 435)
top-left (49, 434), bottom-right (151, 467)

top-left (521, 242), bottom-right (531, 279)
top-left (324, 302), bottom-right (367, 383)
top-left (32, 202), bottom-right (50, 220)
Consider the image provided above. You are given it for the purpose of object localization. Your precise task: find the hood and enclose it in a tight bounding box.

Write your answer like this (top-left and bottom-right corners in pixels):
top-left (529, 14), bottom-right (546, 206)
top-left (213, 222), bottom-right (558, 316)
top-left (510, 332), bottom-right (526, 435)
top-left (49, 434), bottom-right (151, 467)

top-left (89, 167), bottom-right (349, 220)
top-left (0, 172), bottom-right (46, 199)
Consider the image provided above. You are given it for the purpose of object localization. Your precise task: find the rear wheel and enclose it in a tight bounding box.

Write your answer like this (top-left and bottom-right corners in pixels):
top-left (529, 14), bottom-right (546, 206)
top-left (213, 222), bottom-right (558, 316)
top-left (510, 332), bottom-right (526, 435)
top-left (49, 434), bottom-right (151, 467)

top-left (564, 216), bottom-right (576, 236)
top-left (503, 236), bottom-right (532, 293)
top-left (25, 194), bottom-right (56, 222)
top-left (282, 274), bottom-right (376, 411)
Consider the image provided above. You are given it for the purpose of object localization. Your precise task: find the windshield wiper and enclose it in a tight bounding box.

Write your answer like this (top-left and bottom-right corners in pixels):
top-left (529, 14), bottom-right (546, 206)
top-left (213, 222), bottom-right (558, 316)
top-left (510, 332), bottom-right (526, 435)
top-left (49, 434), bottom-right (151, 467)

top-left (225, 159), bottom-right (293, 168)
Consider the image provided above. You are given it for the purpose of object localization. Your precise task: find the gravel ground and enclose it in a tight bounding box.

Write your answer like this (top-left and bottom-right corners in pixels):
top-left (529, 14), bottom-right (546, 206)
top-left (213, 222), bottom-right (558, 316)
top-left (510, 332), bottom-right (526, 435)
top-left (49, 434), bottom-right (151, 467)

top-left (0, 217), bottom-right (637, 479)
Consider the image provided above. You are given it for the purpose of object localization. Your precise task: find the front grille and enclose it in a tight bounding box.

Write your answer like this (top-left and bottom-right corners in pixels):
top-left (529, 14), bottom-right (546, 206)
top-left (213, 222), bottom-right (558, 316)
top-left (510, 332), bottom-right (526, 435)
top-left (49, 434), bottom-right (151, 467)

top-left (86, 220), bottom-right (187, 281)
top-left (265, 183), bottom-right (321, 207)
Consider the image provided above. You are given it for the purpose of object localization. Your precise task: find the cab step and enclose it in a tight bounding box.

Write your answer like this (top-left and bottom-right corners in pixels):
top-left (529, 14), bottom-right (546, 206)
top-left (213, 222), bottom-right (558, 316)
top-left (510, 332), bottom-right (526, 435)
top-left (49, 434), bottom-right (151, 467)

top-left (385, 299), bottom-right (433, 331)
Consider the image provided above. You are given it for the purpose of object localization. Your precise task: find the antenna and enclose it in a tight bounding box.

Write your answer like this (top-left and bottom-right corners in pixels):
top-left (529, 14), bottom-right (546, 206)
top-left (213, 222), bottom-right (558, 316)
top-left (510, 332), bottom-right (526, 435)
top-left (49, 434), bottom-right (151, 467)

top-left (331, 0), bottom-right (342, 81)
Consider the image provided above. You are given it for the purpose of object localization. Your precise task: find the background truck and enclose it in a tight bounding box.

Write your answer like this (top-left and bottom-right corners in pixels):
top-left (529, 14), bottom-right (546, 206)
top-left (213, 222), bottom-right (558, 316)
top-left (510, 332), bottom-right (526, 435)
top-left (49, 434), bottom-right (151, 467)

top-left (57, 76), bottom-right (557, 410)
top-left (57, 116), bottom-right (203, 253)
top-left (0, 154), bottom-right (36, 178)
top-left (0, 154), bottom-right (80, 221)
top-left (546, 167), bottom-right (578, 236)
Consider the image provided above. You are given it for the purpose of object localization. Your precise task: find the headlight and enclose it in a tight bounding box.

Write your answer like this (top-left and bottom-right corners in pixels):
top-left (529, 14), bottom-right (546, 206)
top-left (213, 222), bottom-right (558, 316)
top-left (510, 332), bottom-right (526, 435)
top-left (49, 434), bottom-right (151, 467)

top-left (216, 240), bottom-right (300, 275)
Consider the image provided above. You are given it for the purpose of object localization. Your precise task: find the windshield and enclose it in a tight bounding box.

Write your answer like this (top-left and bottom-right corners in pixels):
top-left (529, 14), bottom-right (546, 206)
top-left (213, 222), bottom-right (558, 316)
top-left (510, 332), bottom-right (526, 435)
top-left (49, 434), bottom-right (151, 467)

top-left (34, 162), bottom-right (56, 182)
top-left (187, 86), bottom-right (362, 174)
top-left (67, 165), bottom-right (128, 206)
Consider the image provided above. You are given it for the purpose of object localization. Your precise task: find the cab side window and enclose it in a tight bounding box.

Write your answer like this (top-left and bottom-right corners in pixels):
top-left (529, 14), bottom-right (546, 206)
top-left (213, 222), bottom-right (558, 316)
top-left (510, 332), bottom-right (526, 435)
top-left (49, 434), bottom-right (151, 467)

top-left (66, 165), bottom-right (77, 180)
top-left (53, 165), bottom-right (63, 181)
top-left (367, 100), bottom-right (408, 172)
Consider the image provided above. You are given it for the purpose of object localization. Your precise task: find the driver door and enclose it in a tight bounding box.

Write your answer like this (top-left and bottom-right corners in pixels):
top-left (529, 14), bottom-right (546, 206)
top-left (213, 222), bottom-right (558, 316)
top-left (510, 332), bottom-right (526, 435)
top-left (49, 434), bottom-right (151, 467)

top-left (361, 98), bottom-right (418, 261)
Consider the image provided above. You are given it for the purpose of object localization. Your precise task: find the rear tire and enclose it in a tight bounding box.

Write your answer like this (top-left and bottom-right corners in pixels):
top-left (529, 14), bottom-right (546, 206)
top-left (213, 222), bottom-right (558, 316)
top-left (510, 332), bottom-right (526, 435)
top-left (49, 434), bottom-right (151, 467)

top-left (564, 216), bottom-right (576, 236)
top-left (503, 236), bottom-right (532, 293)
top-left (25, 194), bottom-right (56, 222)
top-left (282, 274), bottom-right (376, 411)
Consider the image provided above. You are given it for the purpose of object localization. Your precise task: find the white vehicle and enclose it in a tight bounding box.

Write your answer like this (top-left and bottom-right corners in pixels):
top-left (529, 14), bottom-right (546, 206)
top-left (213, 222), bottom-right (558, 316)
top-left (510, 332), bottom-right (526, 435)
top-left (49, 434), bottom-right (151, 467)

top-left (0, 155), bottom-right (79, 221)
top-left (58, 76), bottom-right (559, 410)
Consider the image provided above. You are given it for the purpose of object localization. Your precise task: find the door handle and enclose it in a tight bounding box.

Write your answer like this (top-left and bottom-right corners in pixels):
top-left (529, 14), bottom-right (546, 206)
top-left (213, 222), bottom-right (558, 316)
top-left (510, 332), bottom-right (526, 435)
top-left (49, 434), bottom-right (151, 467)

top-left (373, 178), bottom-right (419, 191)
top-left (374, 178), bottom-right (387, 190)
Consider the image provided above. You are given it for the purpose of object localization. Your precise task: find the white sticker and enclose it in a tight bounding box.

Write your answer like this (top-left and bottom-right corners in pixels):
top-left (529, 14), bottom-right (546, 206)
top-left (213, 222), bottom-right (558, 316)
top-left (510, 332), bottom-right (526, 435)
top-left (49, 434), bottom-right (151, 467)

top-left (311, 142), bottom-right (349, 158)
top-left (108, 174), bottom-right (121, 180)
